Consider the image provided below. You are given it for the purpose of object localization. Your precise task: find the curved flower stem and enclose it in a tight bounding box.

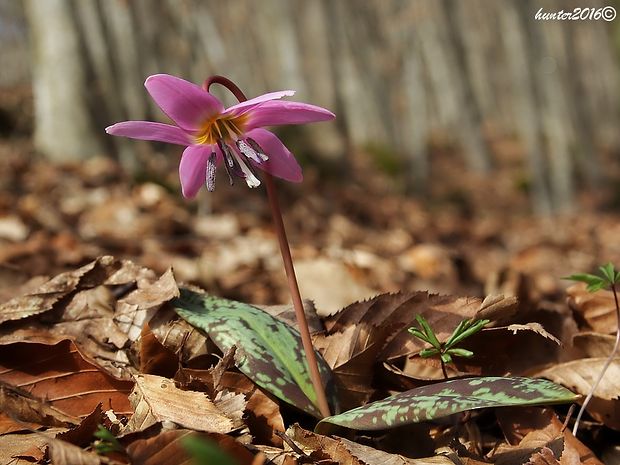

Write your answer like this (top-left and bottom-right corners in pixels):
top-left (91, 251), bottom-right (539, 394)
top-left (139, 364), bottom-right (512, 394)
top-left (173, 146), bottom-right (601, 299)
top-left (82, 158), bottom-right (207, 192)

top-left (572, 283), bottom-right (620, 436)
top-left (263, 174), bottom-right (331, 418)
top-left (204, 76), bottom-right (332, 418)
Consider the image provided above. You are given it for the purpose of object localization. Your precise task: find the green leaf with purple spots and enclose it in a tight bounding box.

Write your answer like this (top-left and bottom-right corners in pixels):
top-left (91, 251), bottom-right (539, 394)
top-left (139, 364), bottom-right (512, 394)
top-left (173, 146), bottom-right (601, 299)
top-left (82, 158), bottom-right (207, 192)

top-left (315, 376), bottom-right (577, 433)
top-left (172, 289), bottom-right (337, 418)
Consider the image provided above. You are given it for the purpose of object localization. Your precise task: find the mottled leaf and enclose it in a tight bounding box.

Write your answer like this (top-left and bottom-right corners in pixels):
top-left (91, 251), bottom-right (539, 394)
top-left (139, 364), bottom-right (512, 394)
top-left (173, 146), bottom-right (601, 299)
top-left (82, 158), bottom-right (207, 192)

top-left (171, 289), bottom-right (337, 418)
top-left (315, 377), bottom-right (578, 432)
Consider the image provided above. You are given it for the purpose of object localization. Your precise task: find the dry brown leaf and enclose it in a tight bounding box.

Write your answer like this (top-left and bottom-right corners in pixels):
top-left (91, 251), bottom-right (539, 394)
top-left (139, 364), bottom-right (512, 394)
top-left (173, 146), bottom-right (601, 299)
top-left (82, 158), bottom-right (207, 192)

top-left (567, 283), bottom-right (616, 334)
top-left (475, 294), bottom-right (519, 321)
top-left (256, 300), bottom-right (323, 334)
top-left (0, 262), bottom-right (179, 380)
top-left (0, 256), bottom-right (152, 325)
top-left (536, 358), bottom-right (620, 400)
top-left (0, 412), bottom-right (43, 435)
top-left (122, 374), bottom-right (245, 435)
top-left (535, 358), bottom-right (620, 429)
top-left (505, 323), bottom-right (562, 345)
top-left (176, 368), bottom-right (284, 447)
top-left (245, 387), bottom-right (285, 447)
top-left (0, 340), bottom-right (133, 420)
top-left (124, 430), bottom-right (254, 465)
top-left (325, 291), bottom-right (485, 361)
top-left (294, 258), bottom-right (379, 316)
top-left (314, 323), bottom-right (394, 409)
top-left (148, 306), bottom-right (211, 364)
top-left (287, 424), bottom-right (454, 465)
top-left (139, 323), bottom-right (179, 378)
top-left (0, 383), bottom-right (77, 428)
top-left (495, 407), bottom-right (602, 465)
top-left (56, 404), bottom-right (103, 448)
top-left (572, 333), bottom-right (615, 358)
top-left (0, 428), bottom-right (65, 464)
top-left (48, 438), bottom-right (124, 465)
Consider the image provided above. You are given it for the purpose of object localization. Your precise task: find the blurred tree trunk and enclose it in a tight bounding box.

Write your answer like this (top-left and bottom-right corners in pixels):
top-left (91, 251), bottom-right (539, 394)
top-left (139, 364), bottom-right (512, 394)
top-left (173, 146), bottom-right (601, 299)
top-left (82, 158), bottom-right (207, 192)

top-left (26, 0), bottom-right (103, 161)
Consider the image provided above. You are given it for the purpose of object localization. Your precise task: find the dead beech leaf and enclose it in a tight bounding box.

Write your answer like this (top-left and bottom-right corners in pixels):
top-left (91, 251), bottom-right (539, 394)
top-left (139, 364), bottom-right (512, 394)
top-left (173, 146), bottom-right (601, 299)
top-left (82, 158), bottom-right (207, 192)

top-left (0, 411), bottom-right (43, 434)
top-left (125, 429), bottom-right (254, 465)
top-left (313, 323), bottom-right (394, 410)
top-left (475, 294), bottom-right (519, 322)
top-left (535, 358), bottom-right (620, 429)
top-left (325, 291), bottom-right (485, 361)
top-left (536, 358), bottom-right (620, 400)
top-left (256, 300), bottom-right (323, 334)
top-left (176, 368), bottom-right (284, 447)
top-left (148, 305), bottom-right (211, 363)
top-left (0, 340), bottom-right (133, 420)
top-left (495, 407), bottom-right (602, 465)
top-left (139, 323), bottom-right (179, 378)
top-left (505, 323), bottom-right (561, 345)
top-left (0, 428), bottom-right (65, 465)
top-left (572, 332), bottom-right (615, 358)
top-left (56, 404), bottom-right (103, 448)
top-left (567, 283), bottom-right (615, 334)
top-left (0, 256), bottom-right (152, 324)
top-left (287, 424), bottom-right (453, 465)
top-left (294, 258), bottom-right (379, 316)
top-left (0, 262), bottom-right (179, 380)
top-left (115, 267), bottom-right (179, 341)
top-left (122, 374), bottom-right (245, 435)
top-left (48, 438), bottom-right (123, 465)
top-left (0, 383), bottom-right (77, 428)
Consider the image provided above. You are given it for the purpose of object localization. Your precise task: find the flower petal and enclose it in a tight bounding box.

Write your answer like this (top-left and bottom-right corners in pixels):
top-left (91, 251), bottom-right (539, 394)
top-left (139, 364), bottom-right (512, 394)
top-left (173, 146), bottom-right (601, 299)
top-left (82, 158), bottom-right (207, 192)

top-left (145, 74), bottom-right (224, 131)
top-left (105, 121), bottom-right (191, 145)
top-left (179, 145), bottom-right (217, 198)
top-left (223, 90), bottom-right (295, 116)
top-left (245, 128), bottom-right (302, 183)
top-left (245, 100), bottom-right (335, 129)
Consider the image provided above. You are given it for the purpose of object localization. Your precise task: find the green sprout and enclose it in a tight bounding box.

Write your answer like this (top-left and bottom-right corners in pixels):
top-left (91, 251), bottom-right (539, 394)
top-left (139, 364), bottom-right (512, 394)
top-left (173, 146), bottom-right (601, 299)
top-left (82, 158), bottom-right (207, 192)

top-left (408, 315), bottom-right (490, 379)
top-left (564, 262), bottom-right (620, 436)
top-left (93, 425), bottom-right (123, 455)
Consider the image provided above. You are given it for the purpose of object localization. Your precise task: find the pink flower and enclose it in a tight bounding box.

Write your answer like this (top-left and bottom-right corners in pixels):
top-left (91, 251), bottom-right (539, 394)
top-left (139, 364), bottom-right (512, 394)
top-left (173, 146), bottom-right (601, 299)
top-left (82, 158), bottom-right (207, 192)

top-left (106, 74), bottom-right (334, 198)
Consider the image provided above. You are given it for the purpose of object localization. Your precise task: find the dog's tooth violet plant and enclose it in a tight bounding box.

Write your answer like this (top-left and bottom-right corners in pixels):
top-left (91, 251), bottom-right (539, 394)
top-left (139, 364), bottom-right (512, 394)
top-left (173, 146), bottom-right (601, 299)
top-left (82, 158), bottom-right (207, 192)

top-left (106, 73), bottom-right (334, 417)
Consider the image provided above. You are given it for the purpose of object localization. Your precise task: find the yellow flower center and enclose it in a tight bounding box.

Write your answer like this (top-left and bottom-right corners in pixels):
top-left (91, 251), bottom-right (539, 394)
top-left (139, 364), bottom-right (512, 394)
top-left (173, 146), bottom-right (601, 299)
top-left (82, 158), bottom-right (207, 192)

top-left (194, 114), bottom-right (248, 145)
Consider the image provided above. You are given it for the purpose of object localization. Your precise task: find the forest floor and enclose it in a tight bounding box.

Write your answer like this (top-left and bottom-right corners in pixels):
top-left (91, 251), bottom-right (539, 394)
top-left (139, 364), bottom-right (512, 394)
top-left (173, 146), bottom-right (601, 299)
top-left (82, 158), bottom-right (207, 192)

top-left (0, 134), bottom-right (619, 464)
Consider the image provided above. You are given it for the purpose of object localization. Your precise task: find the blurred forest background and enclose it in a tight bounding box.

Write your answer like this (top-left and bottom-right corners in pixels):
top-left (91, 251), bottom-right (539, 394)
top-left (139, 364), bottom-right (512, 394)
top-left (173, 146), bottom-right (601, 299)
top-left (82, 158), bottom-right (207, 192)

top-left (2, 0), bottom-right (620, 310)
top-left (2, 0), bottom-right (620, 215)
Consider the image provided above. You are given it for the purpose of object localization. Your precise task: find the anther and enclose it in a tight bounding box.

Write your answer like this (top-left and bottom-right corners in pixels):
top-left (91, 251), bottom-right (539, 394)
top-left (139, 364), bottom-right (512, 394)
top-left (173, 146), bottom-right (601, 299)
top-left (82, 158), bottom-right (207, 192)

top-left (236, 140), bottom-right (263, 164)
top-left (206, 152), bottom-right (217, 192)
top-left (216, 140), bottom-right (235, 185)
top-left (246, 138), bottom-right (269, 161)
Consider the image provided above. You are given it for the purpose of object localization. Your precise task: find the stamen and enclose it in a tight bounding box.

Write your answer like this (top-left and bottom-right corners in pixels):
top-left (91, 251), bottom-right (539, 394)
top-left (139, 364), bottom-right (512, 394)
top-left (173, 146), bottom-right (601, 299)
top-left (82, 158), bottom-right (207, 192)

top-left (236, 140), bottom-right (263, 163)
top-left (246, 138), bottom-right (269, 161)
top-left (216, 140), bottom-right (235, 185)
top-left (232, 149), bottom-right (261, 188)
top-left (206, 152), bottom-right (217, 192)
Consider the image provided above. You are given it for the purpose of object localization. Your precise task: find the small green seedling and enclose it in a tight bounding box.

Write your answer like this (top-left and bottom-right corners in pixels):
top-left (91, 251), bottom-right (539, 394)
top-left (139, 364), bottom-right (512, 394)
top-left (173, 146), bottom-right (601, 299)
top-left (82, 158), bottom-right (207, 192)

top-left (565, 262), bottom-right (620, 436)
top-left (565, 262), bottom-right (620, 292)
top-left (93, 425), bottom-right (123, 455)
top-left (409, 315), bottom-right (490, 378)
